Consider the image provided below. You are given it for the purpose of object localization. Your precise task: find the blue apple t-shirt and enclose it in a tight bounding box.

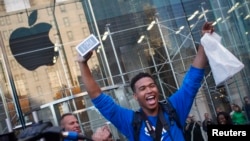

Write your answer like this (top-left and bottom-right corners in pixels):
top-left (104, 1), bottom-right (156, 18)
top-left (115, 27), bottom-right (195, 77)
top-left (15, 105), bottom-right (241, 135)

top-left (92, 66), bottom-right (204, 141)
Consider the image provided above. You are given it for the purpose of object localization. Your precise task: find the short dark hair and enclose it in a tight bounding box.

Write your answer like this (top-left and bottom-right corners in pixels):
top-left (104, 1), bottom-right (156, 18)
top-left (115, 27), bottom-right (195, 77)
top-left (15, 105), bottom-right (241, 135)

top-left (130, 72), bottom-right (154, 92)
top-left (60, 113), bottom-right (76, 126)
top-left (244, 96), bottom-right (249, 100)
top-left (217, 112), bottom-right (233, 125)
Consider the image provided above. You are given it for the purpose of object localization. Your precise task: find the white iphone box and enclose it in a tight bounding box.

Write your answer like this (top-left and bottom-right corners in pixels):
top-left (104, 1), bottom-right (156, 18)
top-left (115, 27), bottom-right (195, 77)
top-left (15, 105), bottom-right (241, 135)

top-left (76, 34), bottom-right (100, 57)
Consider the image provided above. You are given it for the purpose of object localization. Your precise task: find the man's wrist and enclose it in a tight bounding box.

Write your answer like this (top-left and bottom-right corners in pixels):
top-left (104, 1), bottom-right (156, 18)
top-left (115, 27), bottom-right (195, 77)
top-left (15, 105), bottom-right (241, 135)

top-left (76, 55), bottom-right (88, 64)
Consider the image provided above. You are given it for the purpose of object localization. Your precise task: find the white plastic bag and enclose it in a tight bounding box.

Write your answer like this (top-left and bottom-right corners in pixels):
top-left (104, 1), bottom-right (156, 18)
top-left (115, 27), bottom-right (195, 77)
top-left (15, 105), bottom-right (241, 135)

top-left (201, 32), bottom-right (244, 86)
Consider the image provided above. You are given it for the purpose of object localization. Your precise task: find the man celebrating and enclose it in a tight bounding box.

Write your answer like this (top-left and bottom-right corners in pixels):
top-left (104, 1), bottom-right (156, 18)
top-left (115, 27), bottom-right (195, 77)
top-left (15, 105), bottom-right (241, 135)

top-left (77, 22), bottom-right (212, 141)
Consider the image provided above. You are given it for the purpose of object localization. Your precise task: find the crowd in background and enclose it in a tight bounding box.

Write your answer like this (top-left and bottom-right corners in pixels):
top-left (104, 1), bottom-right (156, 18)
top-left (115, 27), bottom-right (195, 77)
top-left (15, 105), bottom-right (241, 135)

top-left (184, 96), bottom-right (250, 141)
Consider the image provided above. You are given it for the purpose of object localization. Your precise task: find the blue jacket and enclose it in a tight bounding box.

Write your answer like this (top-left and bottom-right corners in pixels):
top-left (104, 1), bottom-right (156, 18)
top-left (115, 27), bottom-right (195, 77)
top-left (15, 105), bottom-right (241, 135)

top-left (92, 66), bottom-right (204, 141)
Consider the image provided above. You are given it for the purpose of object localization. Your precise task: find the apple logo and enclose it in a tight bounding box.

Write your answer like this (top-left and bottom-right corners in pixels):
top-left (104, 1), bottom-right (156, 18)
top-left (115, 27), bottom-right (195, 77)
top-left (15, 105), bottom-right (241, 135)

top-left (9, 10), bottom-right (58, 71)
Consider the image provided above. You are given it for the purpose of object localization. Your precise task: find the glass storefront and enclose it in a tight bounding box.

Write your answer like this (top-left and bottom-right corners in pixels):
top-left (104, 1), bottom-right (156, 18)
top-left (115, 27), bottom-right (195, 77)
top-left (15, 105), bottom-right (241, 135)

top-left (0, 0), bottom-right (249, 140)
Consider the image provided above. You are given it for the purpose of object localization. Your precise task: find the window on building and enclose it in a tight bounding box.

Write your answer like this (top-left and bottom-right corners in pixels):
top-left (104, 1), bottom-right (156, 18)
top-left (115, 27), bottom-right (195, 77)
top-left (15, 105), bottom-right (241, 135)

top-left (47, 7), bottom-right (52, 16)
top-left (0, 17), bottom-right (5, 26)
top-left (46, 67), bottom-right (60, 91)
top-left (50, 20), bottom-right (56, 29)
top-left (75, 2), bottom-right (82, 9)
top-left (60, 4), bottom-right (66, 13)
top-left (33, 71), bottom-right (39, 81)
top-left (21, 73), bottom-right (26, 80)
top-left (75, 61), bottom-right (80, 71)
top-left (79, 14), bottom-right (85, 23)
top-left (9, 29), bottom-right (13, 36)
top-left (15, 74), bottom-right (28, 96)
top-left (82, 27), bottom-right (89, 36)
top-left (5, 45), bottom-right (11, 55)
top-left (10, 60), bottom-right (17, 69)
top-left (2, 30), bottom-right (8, 40)
top-left (37, 86), bottom-right (43, 95)
top-left (71, 45), bottom-right (77, 56)
top-left (17, 13), bottom-right (23, 22)
top-left (5, 16), bottom-right (11, 25)
top-left (67, 31), bottom-right (74, 41)
top-left (63, 17), bottom-right (70, 27)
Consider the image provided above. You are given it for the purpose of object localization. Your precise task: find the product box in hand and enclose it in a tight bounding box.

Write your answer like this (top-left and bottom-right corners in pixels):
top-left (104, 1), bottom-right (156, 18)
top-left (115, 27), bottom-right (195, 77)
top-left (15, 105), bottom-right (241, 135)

top-left (76, 34), bottom-right (100, 57)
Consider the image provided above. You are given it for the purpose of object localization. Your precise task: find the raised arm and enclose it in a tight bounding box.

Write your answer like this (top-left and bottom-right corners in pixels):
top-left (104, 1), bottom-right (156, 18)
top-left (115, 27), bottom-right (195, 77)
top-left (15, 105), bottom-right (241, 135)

top-left (192, 22), bottom-right (214, 69)
top-left (192, 45), bottom-right (207, 69)
top-left (78, 22), bottom-right (211, 99)
top-left (77, 52), bottom-right (102, 99)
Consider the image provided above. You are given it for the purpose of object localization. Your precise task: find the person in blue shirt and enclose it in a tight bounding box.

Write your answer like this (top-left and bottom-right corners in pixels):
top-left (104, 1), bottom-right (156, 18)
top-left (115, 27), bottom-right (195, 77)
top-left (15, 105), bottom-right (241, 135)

top-left (77, 22), bottom-right (212, 141)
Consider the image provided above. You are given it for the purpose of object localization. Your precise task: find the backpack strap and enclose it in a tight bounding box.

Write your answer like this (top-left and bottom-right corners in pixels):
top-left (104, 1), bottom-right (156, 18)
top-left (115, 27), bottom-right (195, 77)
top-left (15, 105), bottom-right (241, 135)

top-left (159, 99), bottom-right (184, 134)
top-left (132, 111), bottom-right (142, 141)
top-left (156, 106), bottom-right (167, 141)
